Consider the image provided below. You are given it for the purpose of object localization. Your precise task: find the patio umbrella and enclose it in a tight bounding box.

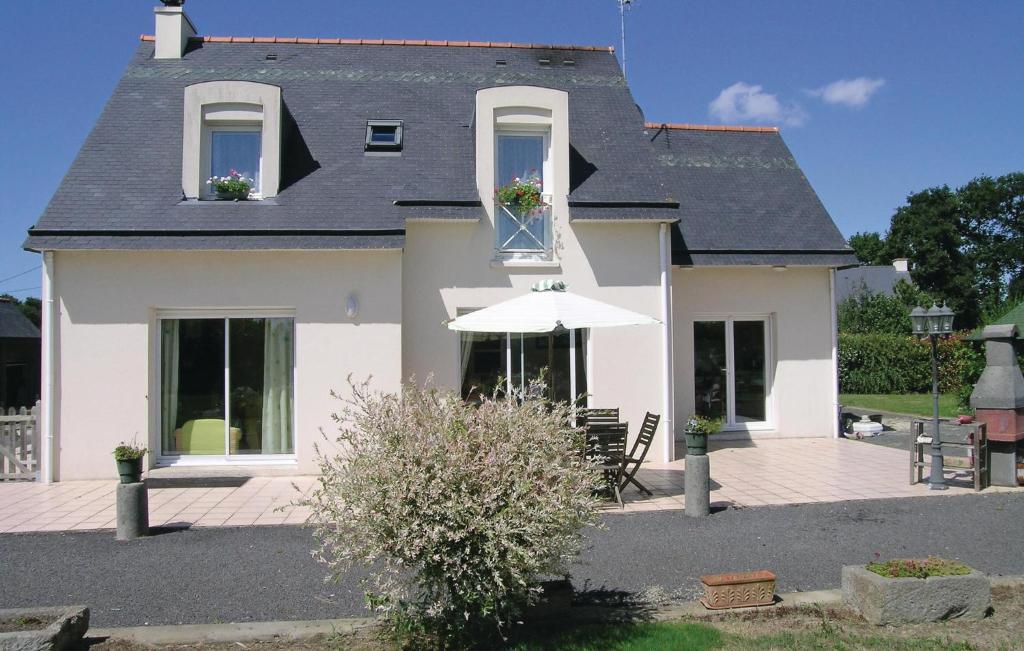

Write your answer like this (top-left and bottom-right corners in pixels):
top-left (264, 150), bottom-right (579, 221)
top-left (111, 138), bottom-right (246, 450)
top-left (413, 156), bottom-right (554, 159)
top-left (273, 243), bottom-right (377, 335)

top-left (446, 280), bottom-right (660, 333)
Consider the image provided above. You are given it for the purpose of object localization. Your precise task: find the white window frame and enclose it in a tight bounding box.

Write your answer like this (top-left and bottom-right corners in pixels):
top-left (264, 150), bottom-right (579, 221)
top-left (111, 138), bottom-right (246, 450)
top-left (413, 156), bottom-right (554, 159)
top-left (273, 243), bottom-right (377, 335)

top-left (153, 308), bottom-right (297, 467)
top-left (692, 314), bottom-right (774, 431)
top-left (201, 124), bottom-right (264, 200)
top-left (494, 128), bottom-right (553, 259)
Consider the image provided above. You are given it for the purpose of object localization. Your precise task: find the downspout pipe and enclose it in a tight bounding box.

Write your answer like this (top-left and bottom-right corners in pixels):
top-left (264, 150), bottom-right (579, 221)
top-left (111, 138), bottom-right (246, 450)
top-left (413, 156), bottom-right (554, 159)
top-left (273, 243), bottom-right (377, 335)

top-left (829, 268), bottom-right (839, 438)
top-left (40, 251), bottom-right (56, 483)
top-left (659, 223), bottom-right (675, 461)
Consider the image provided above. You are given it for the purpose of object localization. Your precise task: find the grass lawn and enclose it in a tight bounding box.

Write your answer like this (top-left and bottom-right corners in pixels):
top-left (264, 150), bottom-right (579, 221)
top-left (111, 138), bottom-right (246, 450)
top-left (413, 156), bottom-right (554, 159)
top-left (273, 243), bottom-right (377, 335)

top-left (510, 618), bottom-right (971, 650)
top-left (840, 393), bottom-right (962, 419)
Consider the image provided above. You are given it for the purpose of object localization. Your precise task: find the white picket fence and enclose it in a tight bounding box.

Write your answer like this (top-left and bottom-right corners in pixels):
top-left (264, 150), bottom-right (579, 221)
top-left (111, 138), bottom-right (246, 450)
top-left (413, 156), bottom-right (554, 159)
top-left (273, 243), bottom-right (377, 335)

top-left (0, 401), bottom-right (40, 481)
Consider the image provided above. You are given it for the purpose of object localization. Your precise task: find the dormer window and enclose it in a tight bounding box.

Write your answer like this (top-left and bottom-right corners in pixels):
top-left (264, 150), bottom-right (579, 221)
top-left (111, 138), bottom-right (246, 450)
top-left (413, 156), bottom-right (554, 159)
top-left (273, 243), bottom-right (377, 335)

top-left (182, 81), bottom-right (282, 200)
top-left (365, 120), bottom-right (403, 152)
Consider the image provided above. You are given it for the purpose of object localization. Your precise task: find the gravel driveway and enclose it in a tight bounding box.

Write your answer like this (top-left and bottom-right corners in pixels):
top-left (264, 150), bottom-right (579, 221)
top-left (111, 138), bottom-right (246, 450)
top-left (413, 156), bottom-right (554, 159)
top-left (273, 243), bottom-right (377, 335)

top-left (1, 492), bottom-right (1022, 627)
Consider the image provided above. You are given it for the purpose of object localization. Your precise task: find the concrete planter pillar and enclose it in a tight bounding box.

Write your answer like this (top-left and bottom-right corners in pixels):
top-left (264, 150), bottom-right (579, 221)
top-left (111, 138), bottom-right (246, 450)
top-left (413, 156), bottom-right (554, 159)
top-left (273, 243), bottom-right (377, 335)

top-left (116, 481), bottom-right (149, 540)
top-left (684, 453), bottom-right (710, 517)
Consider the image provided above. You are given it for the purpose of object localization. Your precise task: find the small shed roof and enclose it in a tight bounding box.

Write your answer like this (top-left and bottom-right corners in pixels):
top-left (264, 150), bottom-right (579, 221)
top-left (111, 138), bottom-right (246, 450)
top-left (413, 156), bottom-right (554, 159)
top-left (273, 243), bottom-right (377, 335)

top-left (968, 302), bottom-right (1024, 340)
top-left (0, 302), bottom-right (40, 339)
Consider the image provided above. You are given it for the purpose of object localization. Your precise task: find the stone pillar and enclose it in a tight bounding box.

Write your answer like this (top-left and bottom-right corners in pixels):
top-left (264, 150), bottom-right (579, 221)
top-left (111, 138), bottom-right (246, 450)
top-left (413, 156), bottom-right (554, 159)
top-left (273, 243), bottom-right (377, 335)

top-left (970, 324), bottom-right (1024, 486)
top-left (684, 454), bottom-right (711, 517)
top-left (116, 482), bottom-right (149, 540)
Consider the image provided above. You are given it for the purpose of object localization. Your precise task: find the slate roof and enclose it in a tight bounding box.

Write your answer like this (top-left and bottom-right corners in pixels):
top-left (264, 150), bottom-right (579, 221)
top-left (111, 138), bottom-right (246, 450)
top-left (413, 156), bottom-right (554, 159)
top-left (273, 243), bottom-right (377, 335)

top-left (647, 123), bottom-right (857, 266)
top-left (0, 302), bottom-right (40, 339)
top-left (25, 37), bottom-right (673, 251)
top-left (835, 265), bottom-right (913, 302)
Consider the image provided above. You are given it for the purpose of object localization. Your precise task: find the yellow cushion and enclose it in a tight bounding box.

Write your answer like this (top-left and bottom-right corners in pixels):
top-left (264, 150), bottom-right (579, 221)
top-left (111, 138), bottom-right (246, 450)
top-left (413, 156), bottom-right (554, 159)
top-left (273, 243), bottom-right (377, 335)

top-left (173, 419), bottom-right (242, 454)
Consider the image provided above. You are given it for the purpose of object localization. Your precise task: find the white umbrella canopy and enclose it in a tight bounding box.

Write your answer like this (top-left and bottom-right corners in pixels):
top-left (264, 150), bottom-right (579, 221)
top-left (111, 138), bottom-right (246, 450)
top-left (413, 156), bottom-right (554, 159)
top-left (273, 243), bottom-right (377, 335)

top-left (447, 281), bottom-right (660, 333)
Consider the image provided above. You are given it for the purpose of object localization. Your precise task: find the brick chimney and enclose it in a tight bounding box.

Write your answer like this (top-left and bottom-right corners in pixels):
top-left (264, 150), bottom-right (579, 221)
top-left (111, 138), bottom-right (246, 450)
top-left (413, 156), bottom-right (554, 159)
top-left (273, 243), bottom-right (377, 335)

top-left (892, 258), bottom-right (909, 273)
top-left (154, 1), bottom-right (196, 60)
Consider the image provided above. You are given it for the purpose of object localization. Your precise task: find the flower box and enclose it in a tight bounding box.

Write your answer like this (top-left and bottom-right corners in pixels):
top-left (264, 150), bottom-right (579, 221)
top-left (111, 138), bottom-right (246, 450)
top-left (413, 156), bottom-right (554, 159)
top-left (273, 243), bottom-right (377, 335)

top-left (700, 570), bottom-right (776, 609)
top-left (841, 564), bottom-right (990, 625)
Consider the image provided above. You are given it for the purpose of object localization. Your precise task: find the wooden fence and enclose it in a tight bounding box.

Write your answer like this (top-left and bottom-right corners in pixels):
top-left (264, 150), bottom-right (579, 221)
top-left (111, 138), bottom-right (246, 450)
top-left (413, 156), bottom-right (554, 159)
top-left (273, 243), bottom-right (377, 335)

top-left (0, 401), bottom-right (40, 481)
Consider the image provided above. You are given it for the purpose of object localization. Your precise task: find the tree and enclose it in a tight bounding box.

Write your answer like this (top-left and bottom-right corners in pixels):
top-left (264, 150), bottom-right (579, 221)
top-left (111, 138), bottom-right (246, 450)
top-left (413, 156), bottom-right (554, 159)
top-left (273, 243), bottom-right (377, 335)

top-left (885, 185), bottom-right (982, 327)
top-left (848, 231), bottom-right (891, 265)
top-left (959, 172), bottom-right (1024, 308)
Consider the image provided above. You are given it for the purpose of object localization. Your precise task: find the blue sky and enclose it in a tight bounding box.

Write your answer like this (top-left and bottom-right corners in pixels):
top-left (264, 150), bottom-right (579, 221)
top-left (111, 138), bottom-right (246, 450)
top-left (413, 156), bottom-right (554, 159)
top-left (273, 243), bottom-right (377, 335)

top-left (1, 1), bottom-right (1021, 297)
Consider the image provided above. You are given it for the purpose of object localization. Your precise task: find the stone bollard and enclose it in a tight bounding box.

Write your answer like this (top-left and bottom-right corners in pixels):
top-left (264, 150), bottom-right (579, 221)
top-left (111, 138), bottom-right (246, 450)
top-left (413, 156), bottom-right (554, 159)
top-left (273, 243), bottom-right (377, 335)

top-left (116, 481), bottom-right (149, 540)
top-left (684, 454), bottom-right (711, 517)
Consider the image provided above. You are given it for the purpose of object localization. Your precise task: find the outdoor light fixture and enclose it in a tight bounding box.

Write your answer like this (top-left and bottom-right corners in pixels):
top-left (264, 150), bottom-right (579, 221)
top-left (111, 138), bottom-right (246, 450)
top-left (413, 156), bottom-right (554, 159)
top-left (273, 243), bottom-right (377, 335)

top-left (345, 294), bottom-right (359, 319)
top-left (910, 302), bottom-right (957, 490)
top-left (910, 306), bottom-right (929, 335)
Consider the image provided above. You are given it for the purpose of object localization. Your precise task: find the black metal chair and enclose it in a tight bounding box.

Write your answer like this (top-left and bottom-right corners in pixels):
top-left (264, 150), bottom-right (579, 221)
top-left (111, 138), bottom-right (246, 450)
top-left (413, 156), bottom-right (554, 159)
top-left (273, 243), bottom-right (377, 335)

top-left (619, 412), bottom-right (660, 496)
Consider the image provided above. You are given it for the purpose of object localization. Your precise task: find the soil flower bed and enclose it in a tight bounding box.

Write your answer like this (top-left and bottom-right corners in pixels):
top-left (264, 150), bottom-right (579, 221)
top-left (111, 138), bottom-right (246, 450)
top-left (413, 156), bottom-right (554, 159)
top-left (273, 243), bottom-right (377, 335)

top-left (866, 556), bottom-right (972, 579)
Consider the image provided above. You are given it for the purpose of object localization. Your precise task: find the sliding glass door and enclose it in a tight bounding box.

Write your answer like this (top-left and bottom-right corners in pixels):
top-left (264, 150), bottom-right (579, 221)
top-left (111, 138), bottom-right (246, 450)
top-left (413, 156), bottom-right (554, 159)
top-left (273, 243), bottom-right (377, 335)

top-left (693, 317), bottom-right (770, 429)
top-left (460, 328), bottom-right (587, 404)
top-left (160, 315), bottom-right (294, 459)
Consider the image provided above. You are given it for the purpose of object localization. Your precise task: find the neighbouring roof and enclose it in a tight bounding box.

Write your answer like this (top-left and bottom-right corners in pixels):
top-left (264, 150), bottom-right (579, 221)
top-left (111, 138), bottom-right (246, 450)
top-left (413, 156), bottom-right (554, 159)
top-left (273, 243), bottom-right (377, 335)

top-left (646, 123), bottom-right (856, 267)
top-left (0, 302), bottom-right (40, 339)
top-left (835, 265), bottom-right (913, 302)
top-left (25, 36), bottom-right (674, 252)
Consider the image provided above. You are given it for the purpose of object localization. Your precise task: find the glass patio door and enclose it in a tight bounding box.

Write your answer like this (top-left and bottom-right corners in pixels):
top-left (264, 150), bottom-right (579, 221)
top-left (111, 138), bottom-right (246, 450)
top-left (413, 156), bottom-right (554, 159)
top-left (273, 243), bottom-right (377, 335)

top-left (693, 318), bottom-right (770, 428)
top-left (159, 315), bottom-right (294, 460)
top-left (459, 327), bottom-right (587, 404)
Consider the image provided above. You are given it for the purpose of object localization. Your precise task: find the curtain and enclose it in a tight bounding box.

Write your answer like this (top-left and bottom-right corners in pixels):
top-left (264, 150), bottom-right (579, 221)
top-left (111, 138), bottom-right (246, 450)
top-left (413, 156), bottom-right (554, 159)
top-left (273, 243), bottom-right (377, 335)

top-left (160, 320), bottom-right (180, 453)
top-left (260, 318), bottom-right (294, 454)
top-left (460, 333), bottom-right (475, 388)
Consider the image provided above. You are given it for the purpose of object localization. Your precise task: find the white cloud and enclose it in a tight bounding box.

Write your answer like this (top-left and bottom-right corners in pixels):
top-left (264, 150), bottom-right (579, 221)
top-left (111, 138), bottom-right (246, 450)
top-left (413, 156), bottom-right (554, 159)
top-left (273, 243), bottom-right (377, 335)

top-left (807, 77), bottom-right (886, 108)
top-left (708, 82), bottom-right (807, 127)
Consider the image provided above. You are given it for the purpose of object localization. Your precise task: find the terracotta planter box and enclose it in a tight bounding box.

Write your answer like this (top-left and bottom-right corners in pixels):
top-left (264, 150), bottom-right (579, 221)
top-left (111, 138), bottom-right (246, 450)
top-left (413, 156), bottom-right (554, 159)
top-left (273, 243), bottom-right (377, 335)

top-left (841, 565), bottom-right (991, 625)
top-left (700, 570), bottom-right (776, 609)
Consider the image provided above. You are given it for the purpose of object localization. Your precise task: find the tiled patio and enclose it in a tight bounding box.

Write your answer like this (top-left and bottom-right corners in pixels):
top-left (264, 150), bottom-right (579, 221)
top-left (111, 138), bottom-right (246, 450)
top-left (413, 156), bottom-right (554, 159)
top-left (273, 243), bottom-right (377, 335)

top-left (0, 438), bottom-right (1017, 532)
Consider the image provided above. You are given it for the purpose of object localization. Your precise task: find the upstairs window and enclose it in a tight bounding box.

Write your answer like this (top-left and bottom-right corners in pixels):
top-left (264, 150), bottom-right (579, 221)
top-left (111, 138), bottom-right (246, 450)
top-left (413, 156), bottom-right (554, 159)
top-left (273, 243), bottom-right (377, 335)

top-left (207, 127), bottom-right (262, 198)
top-left (365, 120), bottom-right (403, 152)
top-left (494, 130), bottom-right (551, 257)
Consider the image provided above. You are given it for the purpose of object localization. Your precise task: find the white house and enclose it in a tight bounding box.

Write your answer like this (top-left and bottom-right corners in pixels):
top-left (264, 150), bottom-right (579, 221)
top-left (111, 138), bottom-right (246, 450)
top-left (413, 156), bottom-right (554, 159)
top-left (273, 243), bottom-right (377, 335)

top-left (25, 4), bottom-right (855, 481)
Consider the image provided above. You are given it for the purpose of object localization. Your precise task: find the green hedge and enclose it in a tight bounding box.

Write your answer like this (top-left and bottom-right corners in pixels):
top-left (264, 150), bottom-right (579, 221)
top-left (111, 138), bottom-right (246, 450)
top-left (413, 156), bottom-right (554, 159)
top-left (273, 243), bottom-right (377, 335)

top-left (838, 333), bottom-right (984, 400)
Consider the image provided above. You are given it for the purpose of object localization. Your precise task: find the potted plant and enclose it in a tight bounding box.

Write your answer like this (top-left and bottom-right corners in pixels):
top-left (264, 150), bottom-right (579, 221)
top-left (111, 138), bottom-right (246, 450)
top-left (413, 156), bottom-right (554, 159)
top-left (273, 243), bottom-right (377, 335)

top-left (113, 440), bottom-right (148, 484)
top-left (683, 415), bottom-right (720, 456)
top-left (495, 174), bottom-right (545, 214)
top-left (206, 169), bottom-right (254, 200)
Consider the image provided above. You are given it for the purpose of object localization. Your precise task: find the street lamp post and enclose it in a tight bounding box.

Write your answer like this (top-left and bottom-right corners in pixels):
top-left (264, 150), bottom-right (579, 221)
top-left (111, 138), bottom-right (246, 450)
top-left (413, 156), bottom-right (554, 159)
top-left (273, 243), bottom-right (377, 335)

top-left (910, 303), bottom-right (956, 490)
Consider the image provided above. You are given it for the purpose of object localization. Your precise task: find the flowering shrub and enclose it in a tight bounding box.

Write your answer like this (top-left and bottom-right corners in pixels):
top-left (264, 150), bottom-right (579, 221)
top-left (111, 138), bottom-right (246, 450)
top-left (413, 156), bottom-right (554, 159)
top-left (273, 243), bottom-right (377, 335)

top-left (495, 175), bottom-right (545, 214)
top-left (303, 379), bottom-right (602, 645)
top-left (866, 556), bottom-right (971, 579)
top-left (207, 169), bottom-right (254, 200)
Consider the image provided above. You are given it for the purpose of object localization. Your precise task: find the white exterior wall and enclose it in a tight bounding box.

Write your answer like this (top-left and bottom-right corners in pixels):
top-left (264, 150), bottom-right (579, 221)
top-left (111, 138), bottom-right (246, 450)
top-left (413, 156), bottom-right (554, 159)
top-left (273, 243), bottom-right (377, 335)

top-left (402, 84), bottom-right (668, 458)
top-left (50, 250), bottom-right (402, 480)
top-left (402, 221), bottom-right (667, 456)
top-left (673, 266), bottom-right (836, 439)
